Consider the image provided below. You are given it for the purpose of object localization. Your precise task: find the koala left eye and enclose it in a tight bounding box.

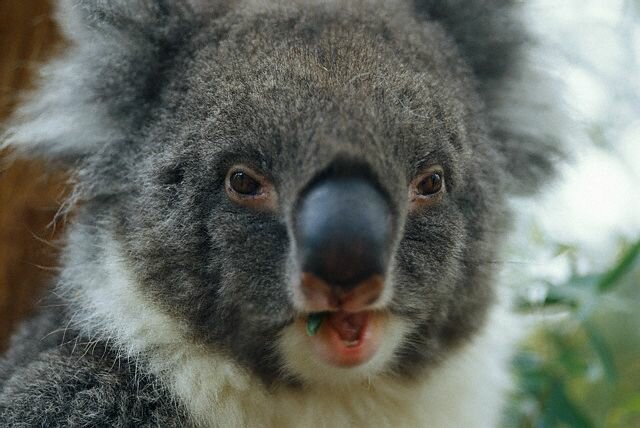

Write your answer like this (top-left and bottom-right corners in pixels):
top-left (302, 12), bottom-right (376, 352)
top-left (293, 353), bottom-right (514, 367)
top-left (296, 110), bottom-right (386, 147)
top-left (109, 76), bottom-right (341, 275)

top-left (225, 165), bottom-right (277, 210)
top-left (409, 166), bottom-right (445, 209)
top-left (416, 171), bottom-right (443, 196)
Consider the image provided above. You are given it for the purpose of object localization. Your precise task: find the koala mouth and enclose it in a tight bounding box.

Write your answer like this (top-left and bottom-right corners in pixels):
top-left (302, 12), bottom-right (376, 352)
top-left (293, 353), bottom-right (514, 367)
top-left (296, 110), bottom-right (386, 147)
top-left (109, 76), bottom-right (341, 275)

top-left (303, 310), bottom-right (384, 367)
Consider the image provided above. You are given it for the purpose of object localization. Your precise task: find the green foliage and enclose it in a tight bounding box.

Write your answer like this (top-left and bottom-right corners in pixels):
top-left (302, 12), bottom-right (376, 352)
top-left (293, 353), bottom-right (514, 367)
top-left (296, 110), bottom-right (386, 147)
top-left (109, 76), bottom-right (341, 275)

top-left (506, 239), bottom-right (640, 427)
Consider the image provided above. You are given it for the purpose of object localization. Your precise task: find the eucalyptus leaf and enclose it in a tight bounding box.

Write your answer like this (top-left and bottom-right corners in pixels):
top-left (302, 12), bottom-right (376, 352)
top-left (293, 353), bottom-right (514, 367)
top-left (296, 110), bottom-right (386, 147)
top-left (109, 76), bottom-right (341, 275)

top-left (585, 323), bottom-right (617, 382)
top-left (306, 313), bottom-right (327, 336)
top-left (598, 240), bottom-right (640, 293)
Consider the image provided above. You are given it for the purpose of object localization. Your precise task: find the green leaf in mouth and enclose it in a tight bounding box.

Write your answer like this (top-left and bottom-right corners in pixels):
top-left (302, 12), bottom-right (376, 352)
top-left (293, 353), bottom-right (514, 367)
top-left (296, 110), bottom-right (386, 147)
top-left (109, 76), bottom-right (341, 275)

top-left (306, 312), bottom-right (327, 336)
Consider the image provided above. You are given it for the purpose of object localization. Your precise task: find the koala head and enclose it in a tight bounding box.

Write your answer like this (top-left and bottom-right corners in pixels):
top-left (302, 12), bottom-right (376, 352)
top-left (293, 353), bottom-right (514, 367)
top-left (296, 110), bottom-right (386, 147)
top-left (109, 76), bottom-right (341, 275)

top-left (4, 0), bottom-right (560, 386)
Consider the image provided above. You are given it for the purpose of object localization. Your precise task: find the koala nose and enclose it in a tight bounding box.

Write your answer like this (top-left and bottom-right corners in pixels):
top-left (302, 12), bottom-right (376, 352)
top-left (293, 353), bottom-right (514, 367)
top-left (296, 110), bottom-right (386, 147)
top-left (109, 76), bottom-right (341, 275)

top-left (294, 176), bottom-right (393, 310)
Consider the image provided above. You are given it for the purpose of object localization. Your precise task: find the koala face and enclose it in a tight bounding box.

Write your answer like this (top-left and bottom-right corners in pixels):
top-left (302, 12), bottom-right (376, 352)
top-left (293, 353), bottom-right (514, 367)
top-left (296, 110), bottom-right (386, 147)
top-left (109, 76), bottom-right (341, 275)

top-left (95, 7), bottom-right (506, 385)
top-left (8, 0), bottom-right (556, 388)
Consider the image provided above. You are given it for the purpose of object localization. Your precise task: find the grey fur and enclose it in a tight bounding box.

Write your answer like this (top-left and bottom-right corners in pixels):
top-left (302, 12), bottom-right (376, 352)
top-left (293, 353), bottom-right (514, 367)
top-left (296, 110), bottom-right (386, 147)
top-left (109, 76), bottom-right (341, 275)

top-left (1, 0), bottom-right (560, 425)
top-left (0, 302), bottom-right (187, 427)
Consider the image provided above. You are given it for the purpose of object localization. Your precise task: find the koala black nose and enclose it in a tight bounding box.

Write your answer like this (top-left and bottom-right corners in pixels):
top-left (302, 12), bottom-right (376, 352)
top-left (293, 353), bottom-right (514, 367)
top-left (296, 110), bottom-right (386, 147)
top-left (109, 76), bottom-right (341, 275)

top-left (294, 176), bottom-right (393, 291)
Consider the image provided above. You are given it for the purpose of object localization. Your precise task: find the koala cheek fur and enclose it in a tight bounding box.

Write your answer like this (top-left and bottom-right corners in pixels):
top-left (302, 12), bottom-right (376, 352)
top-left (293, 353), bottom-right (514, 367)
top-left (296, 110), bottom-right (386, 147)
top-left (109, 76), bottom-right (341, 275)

top-left (0, 0), bottom-right (561, 426)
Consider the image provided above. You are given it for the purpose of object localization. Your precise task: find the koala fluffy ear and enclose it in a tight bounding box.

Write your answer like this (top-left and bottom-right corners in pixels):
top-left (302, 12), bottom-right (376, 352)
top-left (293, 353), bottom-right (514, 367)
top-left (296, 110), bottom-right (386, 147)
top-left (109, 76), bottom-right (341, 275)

top-left (414, 0), bottom-right (564, 195)
top-left (2, 0), bottom-right (205, 164)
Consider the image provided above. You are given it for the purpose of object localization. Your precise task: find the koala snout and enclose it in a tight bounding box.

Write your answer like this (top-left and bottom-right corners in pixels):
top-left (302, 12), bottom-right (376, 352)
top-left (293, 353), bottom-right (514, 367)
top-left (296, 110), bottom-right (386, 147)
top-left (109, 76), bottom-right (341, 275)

top-left (294, 176), bottom-right (393, 312)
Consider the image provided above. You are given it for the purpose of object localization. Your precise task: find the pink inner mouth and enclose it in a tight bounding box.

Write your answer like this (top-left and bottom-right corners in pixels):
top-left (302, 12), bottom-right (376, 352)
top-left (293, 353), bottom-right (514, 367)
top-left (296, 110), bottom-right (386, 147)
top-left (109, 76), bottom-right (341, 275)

top-left (328, 311), bottom-right (369, 343)
top-left (304, 311), bottom-right (384, 367)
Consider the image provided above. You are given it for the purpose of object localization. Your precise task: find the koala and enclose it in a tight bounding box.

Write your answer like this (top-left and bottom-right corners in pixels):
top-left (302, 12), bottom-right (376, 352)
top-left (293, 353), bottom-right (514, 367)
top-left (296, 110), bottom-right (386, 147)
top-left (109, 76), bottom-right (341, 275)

top-left (0, 0), bottom-right (561, 426)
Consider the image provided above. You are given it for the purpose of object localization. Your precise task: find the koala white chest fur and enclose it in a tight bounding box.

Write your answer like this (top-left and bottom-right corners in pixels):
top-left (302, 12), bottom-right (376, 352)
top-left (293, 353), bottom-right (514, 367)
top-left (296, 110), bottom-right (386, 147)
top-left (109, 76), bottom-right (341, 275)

top-left (73, 237), bottom-right (516, 428)
top-left (0, 0), bottom-right (559, 426)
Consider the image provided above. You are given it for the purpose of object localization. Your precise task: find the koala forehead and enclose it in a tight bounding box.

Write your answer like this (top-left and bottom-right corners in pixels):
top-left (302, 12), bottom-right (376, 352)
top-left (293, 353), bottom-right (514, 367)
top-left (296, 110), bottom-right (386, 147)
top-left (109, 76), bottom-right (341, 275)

top-left (142, 5), bottom-right (483, 200)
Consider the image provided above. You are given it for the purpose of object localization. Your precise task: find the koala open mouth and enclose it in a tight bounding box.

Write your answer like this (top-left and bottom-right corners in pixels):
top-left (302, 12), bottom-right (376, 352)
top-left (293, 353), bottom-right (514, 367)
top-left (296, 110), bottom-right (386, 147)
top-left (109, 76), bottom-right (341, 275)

top-left (303, 311), bottom-right (385, 367)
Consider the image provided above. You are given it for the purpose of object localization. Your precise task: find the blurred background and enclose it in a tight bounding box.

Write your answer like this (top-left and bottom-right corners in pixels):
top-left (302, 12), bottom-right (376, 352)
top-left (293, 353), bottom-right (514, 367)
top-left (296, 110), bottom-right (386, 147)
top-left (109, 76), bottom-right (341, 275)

top-left (0, 1), bottom-right (638, 427)
top-left (504, 1), bottom-right (640, 426)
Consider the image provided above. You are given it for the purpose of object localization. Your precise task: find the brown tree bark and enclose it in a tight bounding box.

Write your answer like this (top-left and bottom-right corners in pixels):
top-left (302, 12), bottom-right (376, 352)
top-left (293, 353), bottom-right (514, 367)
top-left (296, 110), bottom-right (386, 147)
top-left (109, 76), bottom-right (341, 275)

top-left (0, 0), bottom-right (67, 351)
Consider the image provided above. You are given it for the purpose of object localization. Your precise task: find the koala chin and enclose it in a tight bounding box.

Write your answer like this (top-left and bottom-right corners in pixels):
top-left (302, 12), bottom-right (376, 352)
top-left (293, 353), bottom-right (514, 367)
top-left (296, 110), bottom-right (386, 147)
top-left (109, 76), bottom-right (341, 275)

top-left (1, 0), bottom-right (561, 426)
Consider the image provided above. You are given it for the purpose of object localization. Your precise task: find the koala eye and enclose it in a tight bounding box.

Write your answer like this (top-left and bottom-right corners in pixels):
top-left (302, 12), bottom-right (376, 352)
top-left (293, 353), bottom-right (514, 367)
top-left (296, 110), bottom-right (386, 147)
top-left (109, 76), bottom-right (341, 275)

top-left (225, 165), bottom-right (277, 210)
top-left (416, 172), bottom-right (443, 196)
top-left (409, 166), bottom-right (445, 210)
top-left (229, 171), bottom-right (261, 195)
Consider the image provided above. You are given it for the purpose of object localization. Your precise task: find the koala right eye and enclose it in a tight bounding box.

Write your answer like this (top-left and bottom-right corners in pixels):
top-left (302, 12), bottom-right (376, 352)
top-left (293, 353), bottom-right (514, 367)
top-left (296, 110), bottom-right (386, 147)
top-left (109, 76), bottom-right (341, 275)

top-left (225, 165), bottom-right (277, 210)
top-left (229, 171), bottom-right (261, 195)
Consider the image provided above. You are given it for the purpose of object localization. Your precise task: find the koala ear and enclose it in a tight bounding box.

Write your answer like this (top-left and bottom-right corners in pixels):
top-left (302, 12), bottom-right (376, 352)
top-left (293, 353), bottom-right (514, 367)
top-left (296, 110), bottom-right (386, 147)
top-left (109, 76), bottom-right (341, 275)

top-left (414, 0), bottom-right (564, 195)
top-left (2, 0), bottom-right (204, 164)
top-left (414, 0), bottom-right (525, 86)
top-left (488, 67), bottom-right (566, 196)
top-left (55, 0), bottom-right (220, 38)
